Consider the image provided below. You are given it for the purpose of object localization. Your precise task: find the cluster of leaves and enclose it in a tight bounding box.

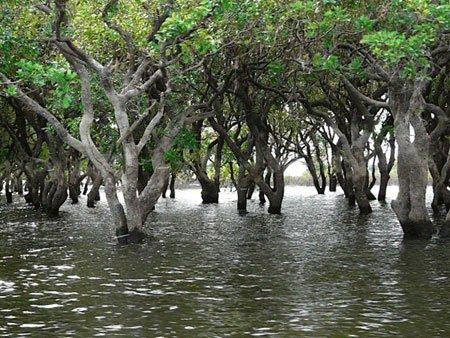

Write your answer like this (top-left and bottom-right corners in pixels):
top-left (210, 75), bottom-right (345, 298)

top-left (14, 60), bottom-right (79, 109)
top-left (165, 127), bottom-right (200, 169)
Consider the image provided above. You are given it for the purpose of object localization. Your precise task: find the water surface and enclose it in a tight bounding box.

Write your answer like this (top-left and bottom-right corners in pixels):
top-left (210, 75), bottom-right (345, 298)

top-left (1, 186), bottom-right (450, 337)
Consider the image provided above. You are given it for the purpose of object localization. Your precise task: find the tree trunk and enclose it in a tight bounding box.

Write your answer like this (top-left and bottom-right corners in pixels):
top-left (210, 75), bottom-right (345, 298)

top-left (390, 81), bottom-right (433, 239)
top-left (266, 170), bottom-right (284, 214)
top-left (41, 161), bottom-right (68, 217)
top-left (5, 178), bottom-right (12, 204)
top-left (246, 180), bottom-right (255, 199)
top-left (199, 177), bottom-right (219, 204)
top-left (103, 174), bottom-right (130, 244)
top-left (305, 157), bottom-right (326, 194)
top-left (378, 170), bottom-right (390, 202)
top-left (237, 166), bottom-right (251, 211)
top-left (161, 174), bottom-right (169, 198)
top-left (353, 167), bottom-right (372, 214)
top-left (343, 140), bottom-right (372, 214)
top-left (24, 174), bottom-right (44, 209)
top-left (14, 173), bottom-right (23, 195)
top-left (87, 175), bottom-right (102, 208)
top-left (342, 159), bottom-right (356, 206)
top-left (328, 146), bottom-right (339, 192)
top-left (169, 172), bottom-right (176, 198)
top-left (68, 152), bottom-right (85, 204)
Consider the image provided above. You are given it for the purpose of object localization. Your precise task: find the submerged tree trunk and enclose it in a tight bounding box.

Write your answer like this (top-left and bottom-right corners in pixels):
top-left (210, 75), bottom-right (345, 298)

top-left (266, 170), bottom-right (284, 214)
top-left (390, 81), bottom-right (433, 239)
top-left (169, 172), bottom-right (176, 198)
top-left (199, 177), bottom-right (219, 203)
top-left (87, 171), bottom-right (102, 208)
top-left (68, 150), bottom-right (86, 204)
top-left (41, 159), bottom-right (68, 217)
top-left (5, 178), bottom-right (12, 204)
top-left (352, 146), bottom-right (372, 214)
top-left (374, 115), bottom-right (396, 202)
top-left (237, 165), bottom-right (251, 211)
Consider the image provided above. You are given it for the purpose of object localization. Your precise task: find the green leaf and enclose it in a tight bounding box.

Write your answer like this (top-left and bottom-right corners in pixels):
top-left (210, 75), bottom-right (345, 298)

top-left (268, 61), bottom-right (284, 74)
top-left (5, 84), bottom-right (17, 97)
top-left (62, 94), bottom-right (72, 109)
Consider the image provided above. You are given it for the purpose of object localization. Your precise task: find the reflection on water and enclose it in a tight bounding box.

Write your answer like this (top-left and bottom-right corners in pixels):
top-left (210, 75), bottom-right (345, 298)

top-left (1, 186), bottom-right (450, 337)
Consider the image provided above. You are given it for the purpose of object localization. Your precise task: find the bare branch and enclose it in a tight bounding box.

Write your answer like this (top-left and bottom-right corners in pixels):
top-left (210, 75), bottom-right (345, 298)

top-left (340, 75), bottom-right (390, 110)
top-left (116, 101), bottom-right (157, 146)
top-left (335, 43), bottom-right (390, 81)
top-left (147, 9), bottom-right (170, 43)
top-left (136, 82), bottom-right (172, 152)
top-left (122, 68), bottom-right (164, 100)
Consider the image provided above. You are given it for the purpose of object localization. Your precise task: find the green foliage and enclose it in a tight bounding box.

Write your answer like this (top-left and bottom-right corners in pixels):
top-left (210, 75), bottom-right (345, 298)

top-left (164, 127), bottom-right (200, 168)
top-left (312, 54), bottom-right (340, 71)
top-left (361, 30), bottom-right (407, 64)
top-left (14, 59), bottom-right (80, 111)
top-left (354, 15), bottom-right (374, 31)
top-left (139, 156), bottom-right (153, 173)
top-left (4, 85), bottom-right (17, 97)
top-left (173, 127), bottom-right (201, 150)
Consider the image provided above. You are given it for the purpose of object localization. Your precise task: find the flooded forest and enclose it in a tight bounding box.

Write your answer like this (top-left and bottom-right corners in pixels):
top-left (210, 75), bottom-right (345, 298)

top-left (1, 1), bottom-right (450, 336)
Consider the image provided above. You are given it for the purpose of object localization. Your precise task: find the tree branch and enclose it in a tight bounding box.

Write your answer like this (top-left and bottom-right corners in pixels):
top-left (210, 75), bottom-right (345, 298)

top-left (340, 75), bottom-right (389, 109)
top-left (0, 72), bottom-right (85, 154)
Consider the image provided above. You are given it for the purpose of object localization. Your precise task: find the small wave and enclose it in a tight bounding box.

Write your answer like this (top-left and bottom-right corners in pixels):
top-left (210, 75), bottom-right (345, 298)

top-left (0, 280), bottom-right (15, 293)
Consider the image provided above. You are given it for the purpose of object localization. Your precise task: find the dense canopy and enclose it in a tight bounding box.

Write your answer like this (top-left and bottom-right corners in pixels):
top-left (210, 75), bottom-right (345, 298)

top-left (1, 0), bottom-right (450, 243)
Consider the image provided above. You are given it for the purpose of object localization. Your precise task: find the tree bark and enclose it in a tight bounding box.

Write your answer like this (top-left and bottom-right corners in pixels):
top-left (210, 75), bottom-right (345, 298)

top-left (41, 159), bottom-right (68, 217)
top-left (5, 178), bottom-right (12, 204)
top-left (169, 172), bottom-right (176, 198)
top-left (351, 146), bottom-right (372, 214)
top-left (390, 81), bottom-right (433, 239)
top-left (237, 165), bottom-right (251, 211)
top-left (87, 175), bottom-right (102, 208)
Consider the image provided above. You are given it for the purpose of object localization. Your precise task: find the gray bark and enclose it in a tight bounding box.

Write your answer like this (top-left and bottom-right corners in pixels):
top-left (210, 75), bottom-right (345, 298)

top-left (390, 80), bottom-right (433, 239)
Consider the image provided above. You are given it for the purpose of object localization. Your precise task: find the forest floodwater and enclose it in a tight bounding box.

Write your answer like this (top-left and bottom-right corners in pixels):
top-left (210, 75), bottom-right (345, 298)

top-left (1, 186), bottom-right (450, 337)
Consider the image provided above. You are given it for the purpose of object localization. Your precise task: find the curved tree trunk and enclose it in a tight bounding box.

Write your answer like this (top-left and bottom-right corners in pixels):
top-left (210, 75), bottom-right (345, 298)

top-left (353, 166), bottom-right (372, 214)
top-left (246, 180), bottom-right (255, 199)
top-left (87, 174), bottom-right (102, 208)
top-left (266, 170), bottom-right (284, 214)
top-left (14, 172), bottom-right (23, 195)
top-left (41, 160), bottom-right (68, 217)
top-left (378, 171), bottom-right (390, 202)
top-left (68, 150), bottom-right (85, 204)
top-left (390, 81), bottom-right (433, 239)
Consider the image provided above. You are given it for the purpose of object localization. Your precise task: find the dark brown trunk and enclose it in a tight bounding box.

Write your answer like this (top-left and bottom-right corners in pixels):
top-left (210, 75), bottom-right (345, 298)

top-left (199, 177), bottom-right (219, 204)
top-left (169, 172), bottom-right (176, 198)
top-left (41, 162), bottom-right (68, 217)
top-left (329, 175), bottom-right (337, 192)
top-left (246, 181), bottom-right (255, 199)
top-left (6, 180), bottom-right (12, 204)
top-left (343, 160), bottom-right (356, 206)
top-left (161, 174), bottom-right (169, 198)
top-left (378, 171), bottom-right (390, 202)
top-left (267, 170), bottom-right (284, 214)
top-left (87, 175), bottom-right (102, 208)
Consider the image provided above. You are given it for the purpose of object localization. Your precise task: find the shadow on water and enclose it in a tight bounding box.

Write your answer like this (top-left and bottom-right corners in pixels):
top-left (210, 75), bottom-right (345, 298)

top-left (2, 186), bottom-right (450, 337)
